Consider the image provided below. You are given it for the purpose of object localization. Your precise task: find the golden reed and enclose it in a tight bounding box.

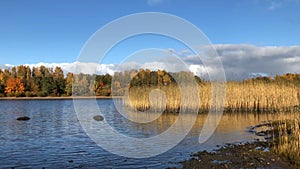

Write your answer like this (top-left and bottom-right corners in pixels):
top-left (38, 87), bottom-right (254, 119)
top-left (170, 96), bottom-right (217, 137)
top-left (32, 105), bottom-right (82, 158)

top-left (125, 81), bottom-right (300, 113)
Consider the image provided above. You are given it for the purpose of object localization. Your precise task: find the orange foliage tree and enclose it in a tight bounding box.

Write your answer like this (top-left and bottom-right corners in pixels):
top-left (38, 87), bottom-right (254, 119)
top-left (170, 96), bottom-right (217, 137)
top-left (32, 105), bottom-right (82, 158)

top-left (4, 77), bottom-right (25, 95)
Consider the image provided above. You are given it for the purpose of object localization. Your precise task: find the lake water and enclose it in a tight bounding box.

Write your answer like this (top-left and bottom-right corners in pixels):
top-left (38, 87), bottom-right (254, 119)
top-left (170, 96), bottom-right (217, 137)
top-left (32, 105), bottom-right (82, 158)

top-left (0, 99), bottom-right (292, 168)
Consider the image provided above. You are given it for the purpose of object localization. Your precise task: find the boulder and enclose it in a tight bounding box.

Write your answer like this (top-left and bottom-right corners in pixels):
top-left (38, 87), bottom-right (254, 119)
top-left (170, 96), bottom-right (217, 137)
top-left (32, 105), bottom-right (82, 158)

top-left (16, 116), bottom-right (31, 121)
top-left (93, 115), bottom-right (104, 121)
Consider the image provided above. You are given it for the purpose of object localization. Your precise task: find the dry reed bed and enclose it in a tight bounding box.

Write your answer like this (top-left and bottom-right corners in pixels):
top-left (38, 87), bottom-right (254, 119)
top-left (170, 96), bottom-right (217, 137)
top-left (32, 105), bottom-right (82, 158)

top-left (125, 82), bottom-right (300, 113)
top-left (124, 81), bottom-right (300, 166)
top-left (270, 117), bottom-right (300, 166)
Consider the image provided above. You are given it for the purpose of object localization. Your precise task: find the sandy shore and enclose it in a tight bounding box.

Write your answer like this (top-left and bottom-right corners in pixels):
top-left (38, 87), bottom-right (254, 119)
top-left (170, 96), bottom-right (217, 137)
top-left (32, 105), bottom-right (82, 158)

top-left (0, 96), bottom-right (122, 100)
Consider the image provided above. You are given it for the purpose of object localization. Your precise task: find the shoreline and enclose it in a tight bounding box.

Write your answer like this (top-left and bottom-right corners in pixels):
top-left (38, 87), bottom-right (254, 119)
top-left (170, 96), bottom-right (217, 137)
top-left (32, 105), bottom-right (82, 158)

top-left (171, 122), bottom-right (298, 169)
top-left (0, 96), bottom-right (123, 100)
top-left (172, 141), bottom-right (295, 169)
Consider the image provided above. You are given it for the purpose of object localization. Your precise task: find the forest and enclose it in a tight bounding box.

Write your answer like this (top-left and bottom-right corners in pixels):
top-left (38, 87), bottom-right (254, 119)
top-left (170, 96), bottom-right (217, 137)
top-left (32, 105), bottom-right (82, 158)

top-left (0, 65), bottom-right (200, 97)
top-left (0, 65), bottom-right (299, 99)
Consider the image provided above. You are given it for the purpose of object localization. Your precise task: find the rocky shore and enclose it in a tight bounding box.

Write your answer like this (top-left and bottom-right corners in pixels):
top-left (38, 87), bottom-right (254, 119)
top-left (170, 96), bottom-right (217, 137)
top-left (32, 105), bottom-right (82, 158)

top-left (169, 122), bottom-right (297, 169)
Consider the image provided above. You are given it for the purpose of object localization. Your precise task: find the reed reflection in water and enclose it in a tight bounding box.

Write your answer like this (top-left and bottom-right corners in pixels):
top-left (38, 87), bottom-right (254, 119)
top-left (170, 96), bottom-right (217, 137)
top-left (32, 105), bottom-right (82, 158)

top-left (0, 99), bottom-right (296, 168)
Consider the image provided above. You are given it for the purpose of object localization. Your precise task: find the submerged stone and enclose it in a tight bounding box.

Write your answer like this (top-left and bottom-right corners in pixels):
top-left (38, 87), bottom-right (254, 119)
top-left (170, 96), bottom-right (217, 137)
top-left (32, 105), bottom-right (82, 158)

top-left (93, 115), bottom-right (104, 121)
top-left (16, 116), bottom-right (31, 121)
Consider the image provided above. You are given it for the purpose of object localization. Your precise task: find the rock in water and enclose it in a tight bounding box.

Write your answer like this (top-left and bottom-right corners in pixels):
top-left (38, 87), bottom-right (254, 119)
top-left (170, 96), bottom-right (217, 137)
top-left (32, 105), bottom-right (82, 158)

top-left (93, 115), bottom-right (104, 121)
top-left (16, 116), bottom-right (31, 121)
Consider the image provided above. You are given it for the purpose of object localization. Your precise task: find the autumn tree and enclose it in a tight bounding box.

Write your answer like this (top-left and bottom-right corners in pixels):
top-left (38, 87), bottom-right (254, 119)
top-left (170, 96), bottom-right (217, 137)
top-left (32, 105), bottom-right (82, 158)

top-left (157, 69), bottom-right (164, 87)
top-left (65, 72), bottom-right (73, 96)
top-left (0, 70), bottom-right (5, 95)
top-left (0, 65), bottom-right (210, 97)
top-left (94, 74), bottom-right (112, 96)
top-left (5, 77), bottom-right (25, 96)
top-left (52, 67), bottom-right (66, 96)
top-left (72, 74), bottom-right (90, 96)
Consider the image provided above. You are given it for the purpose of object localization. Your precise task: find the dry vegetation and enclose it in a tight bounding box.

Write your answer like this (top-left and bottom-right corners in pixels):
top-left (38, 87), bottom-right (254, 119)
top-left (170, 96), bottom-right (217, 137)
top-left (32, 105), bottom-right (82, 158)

top-left (125, 81), bottom-right (300, 114)
top-left (124, 76), bottom-right (300, 166)
top-left (272, 118), bottom-right (300, 166)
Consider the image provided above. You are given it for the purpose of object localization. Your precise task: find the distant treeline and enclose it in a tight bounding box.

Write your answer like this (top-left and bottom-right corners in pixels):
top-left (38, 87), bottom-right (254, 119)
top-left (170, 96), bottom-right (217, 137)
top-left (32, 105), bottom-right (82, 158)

top-left (0, 65), bottom-right (200, 97)
top-left (0, 65), bottom-right (110, 97)
top-left (0, 65), bottom-right (299, 97)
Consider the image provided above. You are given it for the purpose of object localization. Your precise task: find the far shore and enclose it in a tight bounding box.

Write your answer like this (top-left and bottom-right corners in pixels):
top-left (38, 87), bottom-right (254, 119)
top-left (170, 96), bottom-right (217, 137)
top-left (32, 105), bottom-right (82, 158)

top-left (0, 96), bottom-right (123, 100)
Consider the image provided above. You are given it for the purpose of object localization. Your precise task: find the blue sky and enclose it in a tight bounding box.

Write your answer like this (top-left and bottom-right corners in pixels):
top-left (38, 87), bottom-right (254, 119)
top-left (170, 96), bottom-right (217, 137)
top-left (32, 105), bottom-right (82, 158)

top-left (0, 0), bottom-right (300, 77)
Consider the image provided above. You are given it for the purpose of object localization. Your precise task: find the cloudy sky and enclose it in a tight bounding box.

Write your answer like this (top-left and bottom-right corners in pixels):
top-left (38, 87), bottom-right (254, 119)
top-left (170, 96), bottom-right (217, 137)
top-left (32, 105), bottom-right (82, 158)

top-left (0, 0), bottom-right (300, 79)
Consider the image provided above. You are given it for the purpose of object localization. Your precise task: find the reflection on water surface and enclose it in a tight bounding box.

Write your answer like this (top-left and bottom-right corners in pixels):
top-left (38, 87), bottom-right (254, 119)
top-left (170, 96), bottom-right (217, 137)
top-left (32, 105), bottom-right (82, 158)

top-left (0, 99), bottom-right (295, 168)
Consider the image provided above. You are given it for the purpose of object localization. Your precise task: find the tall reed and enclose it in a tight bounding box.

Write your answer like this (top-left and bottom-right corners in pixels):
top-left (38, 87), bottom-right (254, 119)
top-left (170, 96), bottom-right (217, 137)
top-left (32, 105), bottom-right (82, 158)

top-left (123, 81), bottom-right (300, 113)
top-left (272, 117), bottom-right (300, 166)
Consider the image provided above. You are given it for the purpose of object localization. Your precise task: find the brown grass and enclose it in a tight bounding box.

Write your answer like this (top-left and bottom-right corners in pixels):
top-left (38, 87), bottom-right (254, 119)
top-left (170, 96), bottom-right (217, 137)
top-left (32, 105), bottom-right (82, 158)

top-left (122, 80), bottom-right (300, 166)
top-left (124, 81), bottom-right (300, 113)
top-left (272, 117), bottom-right (300, 166)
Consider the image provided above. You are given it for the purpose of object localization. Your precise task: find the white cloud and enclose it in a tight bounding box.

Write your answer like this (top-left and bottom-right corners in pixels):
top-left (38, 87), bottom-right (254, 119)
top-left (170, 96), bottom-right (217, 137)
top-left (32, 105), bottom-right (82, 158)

top-left (21, 62), bottom-right (117, 75)
top-left (141, 62), bottom-right (167, 71)
top-left (116, 62), bottom-right (141, 72)
top-left (0, 64), bottom-right (13, 70)
top-left (2, 44), bottom-right (300, 80)
top-left (183, 44), bottom-right (300, 79)
top-left (189, 65), bottom-right (209, 77)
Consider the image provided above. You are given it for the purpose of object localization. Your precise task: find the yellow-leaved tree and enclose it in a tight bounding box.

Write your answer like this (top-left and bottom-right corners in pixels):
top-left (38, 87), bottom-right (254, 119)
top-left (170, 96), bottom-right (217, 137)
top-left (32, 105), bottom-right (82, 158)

top-left (5, 77), bottom-right (25, 96)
